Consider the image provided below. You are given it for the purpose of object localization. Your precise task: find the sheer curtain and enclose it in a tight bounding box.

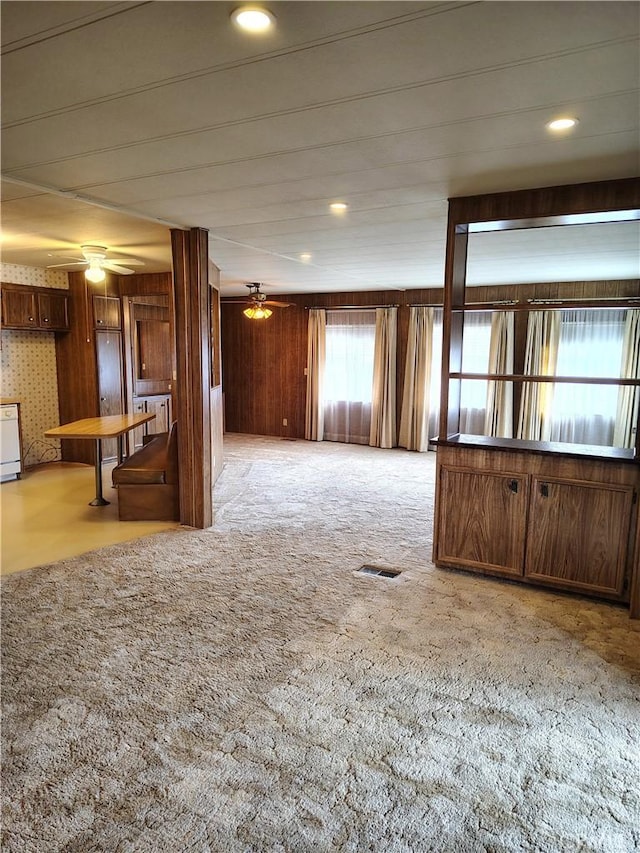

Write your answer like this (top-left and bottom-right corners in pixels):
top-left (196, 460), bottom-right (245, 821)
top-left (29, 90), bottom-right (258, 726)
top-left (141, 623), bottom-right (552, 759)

top-left (459, 311), bottom-right (492, 434)
top-left (370, 307), bottom-right (398, 448)
top-left (399, 307), bottom-right (434, 451)
top-left (323, 309), bottom-right (376, 445)
top-left (614, 309), bottom-right (640, 449)
top-left (427, 309), bottom-right (443, 444)
top-left (517, 311), bottom-right (560, 441)
top-left (547, 309), bottom-right (625, 445)
top-left (484, 311), bottom-right (514, 438)
top-left (305, 308), bottom-right (326, 441)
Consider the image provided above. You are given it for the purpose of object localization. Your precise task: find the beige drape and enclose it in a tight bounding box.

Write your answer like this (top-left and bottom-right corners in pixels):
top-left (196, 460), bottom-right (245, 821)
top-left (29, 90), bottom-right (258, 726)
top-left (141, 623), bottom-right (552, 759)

top-left (305, 308), bottom-right (326, 441)
top-left (399, 307), bottom-right (434, 451)
top-left (484, 311), bottom-right (514, 438)
top-left (369, 307), bottom-right (397, 448)
top-left (613, 309), bottom-right (640, 449)
top-left (517, 310), bottom-right (560, 441)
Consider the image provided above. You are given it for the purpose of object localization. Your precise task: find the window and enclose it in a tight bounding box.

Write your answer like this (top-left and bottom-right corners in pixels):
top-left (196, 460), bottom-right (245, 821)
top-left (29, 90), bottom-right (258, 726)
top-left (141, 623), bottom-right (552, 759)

top-left (460, 311), bottom-right (492, 434)
top-left (547, 309), bottom-right (626, 445)
top-left (323, 310), bottom-right (376, 444)
top-left (427, 309), bottom-right (443, 441)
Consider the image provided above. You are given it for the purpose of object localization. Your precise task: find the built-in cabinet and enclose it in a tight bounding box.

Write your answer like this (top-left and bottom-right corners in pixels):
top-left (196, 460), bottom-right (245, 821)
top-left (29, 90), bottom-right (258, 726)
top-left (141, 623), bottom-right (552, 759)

top-left (93, 295), bottom-right (121, 329)
top-left (1, 282), bottom-right (69, 331)
top-left (437, 460), bottom-right (527, 577)
top-left (433, 178), bottom-right (640, 618)
top-left (121, 294), bottom-right (174, 453)
top-left (95, 329), bottom-right (124, 459)
top-left (436, 444), bottom-right (636, 602)
top-left (131, 394), bottom-right (172, 449)
top-left (55, 274), bottom-right (124, 464)
top-left (55, 274), bottom-right (178, 465)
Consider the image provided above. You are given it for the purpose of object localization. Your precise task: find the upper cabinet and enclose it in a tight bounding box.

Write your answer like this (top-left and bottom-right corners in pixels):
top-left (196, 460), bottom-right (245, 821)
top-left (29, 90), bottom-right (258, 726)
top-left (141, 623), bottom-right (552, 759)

top-left (93, 295), bottom-right (121, 329)
top-left (1, 282), bottom-right (69, 331)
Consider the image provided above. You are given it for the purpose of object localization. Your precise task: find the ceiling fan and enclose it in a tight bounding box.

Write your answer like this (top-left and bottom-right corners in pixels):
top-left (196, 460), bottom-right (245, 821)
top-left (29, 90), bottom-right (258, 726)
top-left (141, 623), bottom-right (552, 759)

top-left (46, 245), bottom-right (145, 282)
top-left (224, 283), bottom-right (293, 319)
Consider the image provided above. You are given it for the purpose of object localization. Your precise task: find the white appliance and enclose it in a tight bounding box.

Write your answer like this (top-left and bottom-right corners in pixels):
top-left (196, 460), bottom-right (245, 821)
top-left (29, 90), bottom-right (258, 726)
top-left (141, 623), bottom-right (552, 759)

top-left (1, 404), bottom-right (22, 482)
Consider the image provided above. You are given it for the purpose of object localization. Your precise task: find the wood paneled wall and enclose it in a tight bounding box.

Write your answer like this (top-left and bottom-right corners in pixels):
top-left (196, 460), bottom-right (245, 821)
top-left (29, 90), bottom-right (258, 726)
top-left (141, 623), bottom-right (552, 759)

top-left (221, 280), bottom-right (639, 441)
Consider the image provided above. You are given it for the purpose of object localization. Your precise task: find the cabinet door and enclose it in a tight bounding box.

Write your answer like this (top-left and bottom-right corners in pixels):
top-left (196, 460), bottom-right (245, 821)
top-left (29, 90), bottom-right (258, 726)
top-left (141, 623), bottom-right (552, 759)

top-left (146, 395), bottom-right (171, 435)
top-left (95, 331), bottom-right (124, 460)
top-left (436, 466), bottom-right (528, 576)
top-left (525, 477), bottom-right (634, 597)
top-left (38, 292), bottom-right (69, 330)
top-left (129, 399), bottom-right (147, 452)
top-left (1, 289), bottom-right (38, 328)
top-left (93, 295), bottom-right (121, 329)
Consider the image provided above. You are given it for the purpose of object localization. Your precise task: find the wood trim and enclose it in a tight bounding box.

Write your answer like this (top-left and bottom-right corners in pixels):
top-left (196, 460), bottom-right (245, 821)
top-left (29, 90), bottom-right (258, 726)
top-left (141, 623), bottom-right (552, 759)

top-left (631, 506), bottom-right (640, 619)
top-left (449, 373), bottom-right (640, 386)
top-left (464, 298), bottom-right (640, 311)
top-left (447, 177), bottom-right (640, 226)
top-left (171, 227), bottom-right (212, 528)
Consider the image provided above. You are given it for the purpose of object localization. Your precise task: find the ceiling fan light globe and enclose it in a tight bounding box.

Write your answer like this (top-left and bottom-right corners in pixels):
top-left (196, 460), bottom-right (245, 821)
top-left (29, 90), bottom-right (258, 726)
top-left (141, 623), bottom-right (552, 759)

top-left (85, 264), bottom-right (106, 283)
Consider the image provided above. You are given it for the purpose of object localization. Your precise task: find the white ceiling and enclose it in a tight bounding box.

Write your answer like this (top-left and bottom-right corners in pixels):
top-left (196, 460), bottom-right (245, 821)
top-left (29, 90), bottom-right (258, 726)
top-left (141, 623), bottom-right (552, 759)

top-left (1, 1), bottom-right (638, 295)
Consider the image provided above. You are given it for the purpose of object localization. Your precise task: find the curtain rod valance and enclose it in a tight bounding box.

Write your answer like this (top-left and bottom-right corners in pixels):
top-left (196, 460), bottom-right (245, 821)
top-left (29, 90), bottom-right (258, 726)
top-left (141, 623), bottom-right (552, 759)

top-left (305, 304), bottom-right (399, 310)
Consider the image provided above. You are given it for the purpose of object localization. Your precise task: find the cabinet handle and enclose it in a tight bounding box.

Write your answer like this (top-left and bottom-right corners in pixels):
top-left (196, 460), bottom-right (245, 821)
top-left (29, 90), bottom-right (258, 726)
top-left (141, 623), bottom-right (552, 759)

top-left (160, 403), bottom-right (165, 407)
top-left (540, 483), bottom-right (549, 498)
top-left (43, 317), bottom-right (49, 323)
top-left (509, 479), bottom-right (518, 494)
top-left (100, 397), bottom-right (106, 402)
top-left (97, 319), bottom-right (103, 324)
top-left (28, 316), bottom-right (34, 322)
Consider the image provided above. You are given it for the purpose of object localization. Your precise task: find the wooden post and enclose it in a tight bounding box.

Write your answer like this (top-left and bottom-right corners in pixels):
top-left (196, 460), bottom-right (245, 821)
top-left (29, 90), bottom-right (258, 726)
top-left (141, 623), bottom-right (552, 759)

top-left (171, 227), bottom-right (213, 528)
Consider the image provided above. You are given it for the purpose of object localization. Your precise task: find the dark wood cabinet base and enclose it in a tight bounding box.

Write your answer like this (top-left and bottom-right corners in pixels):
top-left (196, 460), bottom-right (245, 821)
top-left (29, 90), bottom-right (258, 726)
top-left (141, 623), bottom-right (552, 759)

top-left (434, 442), bottom-right (639, 614)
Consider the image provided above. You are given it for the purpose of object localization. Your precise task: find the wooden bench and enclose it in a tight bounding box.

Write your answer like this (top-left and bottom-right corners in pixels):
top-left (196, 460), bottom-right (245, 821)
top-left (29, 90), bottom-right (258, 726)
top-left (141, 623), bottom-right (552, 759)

top-left (112, 421), bottom-right (179, 521)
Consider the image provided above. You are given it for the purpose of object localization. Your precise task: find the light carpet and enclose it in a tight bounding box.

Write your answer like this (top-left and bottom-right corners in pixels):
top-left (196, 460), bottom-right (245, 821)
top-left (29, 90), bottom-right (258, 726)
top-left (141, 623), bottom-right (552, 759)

top-left (2, 434), bottom-right (639, 852)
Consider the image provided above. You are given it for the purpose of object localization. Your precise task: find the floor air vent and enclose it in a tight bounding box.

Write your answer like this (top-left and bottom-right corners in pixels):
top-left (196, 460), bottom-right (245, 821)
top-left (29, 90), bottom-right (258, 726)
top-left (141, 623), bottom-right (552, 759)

top-left (358, 565), bottom-right (401, 579)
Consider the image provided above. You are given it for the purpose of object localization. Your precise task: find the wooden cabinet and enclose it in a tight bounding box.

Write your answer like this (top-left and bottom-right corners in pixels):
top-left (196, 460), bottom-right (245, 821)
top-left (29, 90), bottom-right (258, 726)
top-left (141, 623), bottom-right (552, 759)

top-left (1, 287), bottom-right (37, 328)
top-left (1, 283), bottom-right (69, 331)
top-left (145, 394), bottom-right (171, 433)
top-left (434, 179), bottom-right (640, 616)
top-left (55, 273), bottom-right (124, 465)
top-left (131, 394), bottom-right (172, 450)
top-left (525, 476), bottom-right (634, 597)
top-left (434, 444), bottom-right (638, 604)
top-left (437, 466), bottom-right (527, 577)
top-left (96, 330), bottom-right (125, 459)
top-left (38, 291), bottom-right (69, 329)
top-left (93, 295), bottom-right (121, 329)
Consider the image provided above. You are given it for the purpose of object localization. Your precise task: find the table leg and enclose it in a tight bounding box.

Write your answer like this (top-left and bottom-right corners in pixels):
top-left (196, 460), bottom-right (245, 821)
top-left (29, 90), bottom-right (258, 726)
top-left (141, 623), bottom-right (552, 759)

top-left (89, 438), bottom-right (110, 506)
top-left (117, 435), bottom-right (125, 464)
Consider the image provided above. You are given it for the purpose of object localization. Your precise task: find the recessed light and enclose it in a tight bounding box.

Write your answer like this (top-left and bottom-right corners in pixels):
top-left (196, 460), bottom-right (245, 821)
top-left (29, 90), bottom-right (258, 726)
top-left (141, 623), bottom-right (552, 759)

top-left (329, 202), bottom-right (348, 213)
top-left (300, 253), bottom-right (312, 262)
top-left (231, 5), bottom-right (274, 32)
top-left (546, 117), bottom-right (578, 132)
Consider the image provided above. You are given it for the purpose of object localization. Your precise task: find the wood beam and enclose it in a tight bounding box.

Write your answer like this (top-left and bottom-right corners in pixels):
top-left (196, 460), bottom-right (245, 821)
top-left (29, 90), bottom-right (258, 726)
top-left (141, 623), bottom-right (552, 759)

top-left (171, 227), bottom-right (212, 528)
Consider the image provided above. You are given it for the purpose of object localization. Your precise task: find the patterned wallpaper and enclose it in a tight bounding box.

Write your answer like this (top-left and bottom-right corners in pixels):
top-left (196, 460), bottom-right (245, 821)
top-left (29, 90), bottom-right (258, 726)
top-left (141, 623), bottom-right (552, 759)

top-left (1, 263), bottom-right (68, 289)
top-left (1, 264), bottom-right (69, 467)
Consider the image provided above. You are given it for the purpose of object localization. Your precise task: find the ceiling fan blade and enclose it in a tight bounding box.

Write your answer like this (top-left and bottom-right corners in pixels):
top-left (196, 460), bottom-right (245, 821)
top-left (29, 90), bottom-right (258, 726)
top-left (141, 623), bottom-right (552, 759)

top-left (46, 261), bottom-right (87, 269)
top-left (103, 262), bottom-right (136, 274)
top-left (262, 300), bottom-right (293, 308)
top-left (222, 299), bottom-right (252, 304)
top-left (105, 258), bottom-right (145, 266)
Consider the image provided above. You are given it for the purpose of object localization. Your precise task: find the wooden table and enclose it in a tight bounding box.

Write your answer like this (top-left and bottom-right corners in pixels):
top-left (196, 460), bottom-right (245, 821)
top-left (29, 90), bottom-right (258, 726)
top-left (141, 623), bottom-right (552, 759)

top-left (45, 413), bottom-right (156, 506)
